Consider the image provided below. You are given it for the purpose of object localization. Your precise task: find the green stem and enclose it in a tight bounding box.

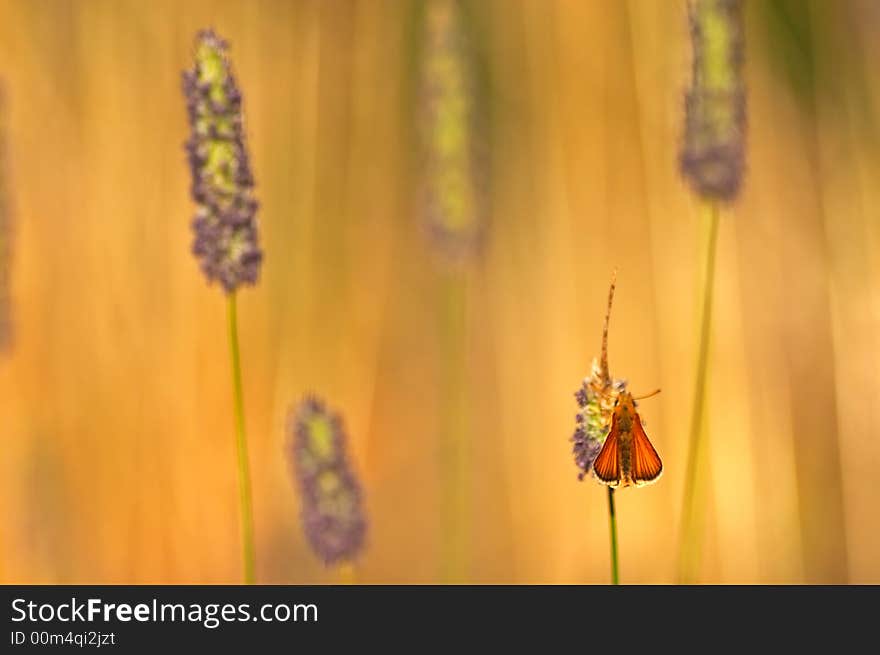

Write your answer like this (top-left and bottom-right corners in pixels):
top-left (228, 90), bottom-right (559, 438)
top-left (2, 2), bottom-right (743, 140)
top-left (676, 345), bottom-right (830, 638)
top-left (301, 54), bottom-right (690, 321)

top-left (440, 271), bottom-right (468, 582)
top-left (227, 293), bottom-right (256, 585)
top-left (677, 200), bottom-right (720, 584)
top-left (607, 487), bottom-right (620, 585)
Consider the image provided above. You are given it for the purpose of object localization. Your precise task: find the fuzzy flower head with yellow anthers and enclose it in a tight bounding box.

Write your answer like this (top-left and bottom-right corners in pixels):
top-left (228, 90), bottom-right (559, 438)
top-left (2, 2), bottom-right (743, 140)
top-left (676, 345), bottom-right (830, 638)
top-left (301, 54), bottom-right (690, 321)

top-left (182, 29), bottom-right (262, 293)
top-left (572, 360), bottom-right (627, 481)
top-left (570, 274), bottom-right (627, 482)
top-left (571, 276), bottom-right (663, 487)
top-left (287, 397), bottom-right (367, 566)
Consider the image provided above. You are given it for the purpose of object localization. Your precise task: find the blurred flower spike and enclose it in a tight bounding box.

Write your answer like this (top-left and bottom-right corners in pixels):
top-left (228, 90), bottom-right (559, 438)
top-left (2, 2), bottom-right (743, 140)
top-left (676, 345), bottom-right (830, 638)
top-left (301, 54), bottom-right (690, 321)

top-left (287, 397), bottom-right (367, 566)
top-left (680, 0), bottom-right (746, 202)
top-left (182, 29), bottom-right (262, 293)
top-left (572, 361), bottom-right (627, 481)
top-left (418, 0), bottom-right (488, 265)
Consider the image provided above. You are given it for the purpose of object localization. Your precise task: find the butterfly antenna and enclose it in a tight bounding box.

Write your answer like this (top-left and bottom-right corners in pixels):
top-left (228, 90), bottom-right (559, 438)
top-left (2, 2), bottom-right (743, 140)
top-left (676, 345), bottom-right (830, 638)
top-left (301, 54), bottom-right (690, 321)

top-left (599, 269), bottom-right (617, 385)
top-left (633, 388), bottom-right (661, 401)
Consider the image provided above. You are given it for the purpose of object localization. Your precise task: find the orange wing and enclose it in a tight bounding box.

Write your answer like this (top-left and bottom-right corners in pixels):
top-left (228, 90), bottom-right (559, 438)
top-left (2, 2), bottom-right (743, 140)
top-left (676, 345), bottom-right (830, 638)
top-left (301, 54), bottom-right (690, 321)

top-left (629, 413), bottom-right (662, 486)
top-left (592, 420), bottom-right (622, 487)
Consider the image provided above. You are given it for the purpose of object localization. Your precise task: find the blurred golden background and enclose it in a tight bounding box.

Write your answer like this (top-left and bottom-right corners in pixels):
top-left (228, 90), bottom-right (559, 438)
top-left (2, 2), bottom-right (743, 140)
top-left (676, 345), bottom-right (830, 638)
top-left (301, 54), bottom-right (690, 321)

top-left (1, 0), bottom-right (879, 584)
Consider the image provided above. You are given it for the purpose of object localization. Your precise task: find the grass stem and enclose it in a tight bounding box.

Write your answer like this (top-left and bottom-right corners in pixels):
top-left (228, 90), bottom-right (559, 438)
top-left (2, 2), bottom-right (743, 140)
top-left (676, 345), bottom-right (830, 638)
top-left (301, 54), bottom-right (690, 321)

top-left (607, 487), bottom-right (620, 585)
top-left (677, 200), bottom-right (720, 583)
top-left (440, 271), bottom-right (468, 582)
top-left (227, 292), bottom-right (256, 585)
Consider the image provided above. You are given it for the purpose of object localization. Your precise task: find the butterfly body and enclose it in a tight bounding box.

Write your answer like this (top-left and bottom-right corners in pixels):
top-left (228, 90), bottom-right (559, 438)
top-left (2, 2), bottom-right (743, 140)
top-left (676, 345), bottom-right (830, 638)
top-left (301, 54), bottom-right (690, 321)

top-left (592, 391), bottom-right (663, 488)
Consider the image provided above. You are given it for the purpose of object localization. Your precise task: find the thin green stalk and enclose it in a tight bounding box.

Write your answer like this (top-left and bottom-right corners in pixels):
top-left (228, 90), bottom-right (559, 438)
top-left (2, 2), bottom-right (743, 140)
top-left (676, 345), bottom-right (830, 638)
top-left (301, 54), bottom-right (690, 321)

top-left (677, 200), bottom-right (720, 583)
top-left (227, 293), bottom-right (256, 585)
top-left (607, 487), bottom-right (620, 585)
top-left (440, 271), bottom-right (468, 583)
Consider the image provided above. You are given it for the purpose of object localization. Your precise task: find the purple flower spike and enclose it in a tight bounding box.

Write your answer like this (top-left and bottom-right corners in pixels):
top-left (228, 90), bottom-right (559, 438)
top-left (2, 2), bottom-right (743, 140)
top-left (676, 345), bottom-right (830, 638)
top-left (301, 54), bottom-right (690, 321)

top-left (182, 29), bottom-right (262, 293)
top-left (418, 0), bottom-right (488, 266)
top-left (680, 0), bottom-right (746, 203)
top-left (287, 397), bottom-right (367, 566)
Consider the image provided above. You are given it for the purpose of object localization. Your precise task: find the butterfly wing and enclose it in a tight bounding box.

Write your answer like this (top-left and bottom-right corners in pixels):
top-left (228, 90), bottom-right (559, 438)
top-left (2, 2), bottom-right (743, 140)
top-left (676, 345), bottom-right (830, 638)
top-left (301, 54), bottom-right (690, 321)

top-left (629, 413), bottom-right (663, 486)
top-left (592, 419), bottom-right (622, 487)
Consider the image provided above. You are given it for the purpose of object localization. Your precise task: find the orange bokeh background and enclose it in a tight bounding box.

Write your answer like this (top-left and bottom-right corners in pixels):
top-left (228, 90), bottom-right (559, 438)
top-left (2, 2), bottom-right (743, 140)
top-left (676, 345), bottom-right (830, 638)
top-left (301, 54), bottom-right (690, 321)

top-left (1, 0), bottom-right (878, 583)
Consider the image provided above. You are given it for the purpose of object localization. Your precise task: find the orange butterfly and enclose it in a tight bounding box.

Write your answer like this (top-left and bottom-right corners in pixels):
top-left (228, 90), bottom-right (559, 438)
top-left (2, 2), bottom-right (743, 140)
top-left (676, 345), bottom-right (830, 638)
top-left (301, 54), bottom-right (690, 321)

top-left (592, 390), bottom-right (663, 488)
